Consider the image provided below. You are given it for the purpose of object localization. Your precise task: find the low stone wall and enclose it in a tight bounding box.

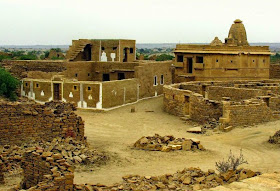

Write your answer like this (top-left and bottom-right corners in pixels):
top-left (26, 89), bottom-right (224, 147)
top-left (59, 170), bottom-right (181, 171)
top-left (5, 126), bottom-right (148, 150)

top-left (207, 86), bottom-right (266, 101)
top-left (0, 100), bottom-right (84, 145)
top-left (220, 99), bottom-right (275, 127)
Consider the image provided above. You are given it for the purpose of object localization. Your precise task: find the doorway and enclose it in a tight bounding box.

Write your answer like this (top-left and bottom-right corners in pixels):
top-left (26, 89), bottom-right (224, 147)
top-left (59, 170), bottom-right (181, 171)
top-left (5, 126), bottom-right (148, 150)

top-left (53, 83), bottom-right (61, 100)
top-left (83, 44), bottom-right (92, 61)
top-left (123, 48), bottom-right (128, 62)
top-left (187, 58), bottom-right (193, 73)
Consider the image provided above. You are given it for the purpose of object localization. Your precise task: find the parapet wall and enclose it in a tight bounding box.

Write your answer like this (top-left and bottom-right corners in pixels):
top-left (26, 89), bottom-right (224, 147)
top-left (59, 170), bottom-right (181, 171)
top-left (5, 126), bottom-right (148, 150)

top-left (0, 100), bottom-right (84, 145)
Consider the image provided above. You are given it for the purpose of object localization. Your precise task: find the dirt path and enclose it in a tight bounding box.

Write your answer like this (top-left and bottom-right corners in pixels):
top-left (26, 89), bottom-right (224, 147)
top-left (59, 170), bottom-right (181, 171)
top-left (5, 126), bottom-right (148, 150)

top-left (74, 96), bottom-right (280, 185)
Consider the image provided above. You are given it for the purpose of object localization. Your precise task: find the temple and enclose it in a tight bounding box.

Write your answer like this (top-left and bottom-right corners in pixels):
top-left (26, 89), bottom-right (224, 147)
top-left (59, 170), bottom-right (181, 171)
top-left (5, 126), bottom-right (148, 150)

top-left (173, 19), bottom-right (271, 82)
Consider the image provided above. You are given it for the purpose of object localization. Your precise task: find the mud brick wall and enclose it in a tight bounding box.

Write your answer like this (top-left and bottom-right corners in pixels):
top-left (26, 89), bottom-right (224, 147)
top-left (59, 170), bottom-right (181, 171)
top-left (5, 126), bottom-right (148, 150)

top-left (21, 150), bottom-right (74, 190)
top-left (1, 60), bottom-right (66, 79)
top-left (0, 101), bottom-right (84, 145)
top-left (207, 86), bottom-right (266, 101)
top-left (102, 79), bottom-right (138, 108)
top-left (221, 101), bottom-right (274, 126)
top-left (270, 64), bottom-right (280, 79)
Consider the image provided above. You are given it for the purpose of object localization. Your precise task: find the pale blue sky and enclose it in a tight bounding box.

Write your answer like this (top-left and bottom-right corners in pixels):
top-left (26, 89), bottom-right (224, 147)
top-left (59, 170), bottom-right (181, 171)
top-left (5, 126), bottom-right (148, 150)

top-left (0, 0), bottom-right (279, 45)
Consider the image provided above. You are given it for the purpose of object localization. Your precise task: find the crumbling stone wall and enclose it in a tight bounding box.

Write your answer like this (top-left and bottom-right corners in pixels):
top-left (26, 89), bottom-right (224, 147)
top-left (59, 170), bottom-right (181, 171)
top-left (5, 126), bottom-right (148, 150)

top-left (207, 86), bottom-right (266, 101)
top-left (190, 94), bottom-right (222, 123)
top-left (164, 80), bottom-right (280, 126)
top-left (270, 64), bottom-right (280, 79)
top-left (163, 84), bottom-right (222, 123)
top-left (0, 100), bottom-right (84, 145)
top-left (1, 60), bottom-right (66, 79)
top-left (21, 149), bottom-right (74, 190)
top-left (220, 100), bottom-right (276, 126)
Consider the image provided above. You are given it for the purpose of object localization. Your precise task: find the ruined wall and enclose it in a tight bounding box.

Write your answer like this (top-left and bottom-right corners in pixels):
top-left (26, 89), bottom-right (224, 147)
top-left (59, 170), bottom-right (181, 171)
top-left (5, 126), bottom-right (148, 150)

top-left (163, 85), bottom-right (222, 123)
top-left (102, 79), bottom-right (138, 108)
top-left (190, 94), bottom-right (222, 123)
top-left (21, 149), bottom-right (74, 190)
top-left (270, 64), bottom-right (280, 79)
top-left (135, 61), bottom-right (172, 99)
top-left (220, 100), bottom-right (275, 126)
top-left (207, 86), bottom-right (266, 101)
top-left (1, 60), bottom-right (66, 79)
top-left (0, 100), bottom-right (84, 145)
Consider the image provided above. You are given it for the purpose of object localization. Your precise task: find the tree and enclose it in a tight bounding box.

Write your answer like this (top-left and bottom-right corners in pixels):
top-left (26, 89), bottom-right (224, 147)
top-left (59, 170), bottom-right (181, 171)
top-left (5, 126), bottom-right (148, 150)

top-left (0, 67), bottom-right (20, 101)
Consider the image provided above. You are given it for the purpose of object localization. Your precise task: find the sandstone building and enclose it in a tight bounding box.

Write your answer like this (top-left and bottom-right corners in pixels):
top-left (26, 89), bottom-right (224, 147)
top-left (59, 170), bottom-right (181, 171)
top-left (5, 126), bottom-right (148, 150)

top-left (3, 39), bottom-right (173, 110)
top-left (174, 19), bottom-right (271, 82)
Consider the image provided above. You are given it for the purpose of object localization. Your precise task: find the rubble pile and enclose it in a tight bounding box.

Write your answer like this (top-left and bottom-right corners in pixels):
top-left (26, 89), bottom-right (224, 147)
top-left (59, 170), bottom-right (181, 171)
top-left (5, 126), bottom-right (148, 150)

top-left (75, 168), bottom-right (258, 191)
top-left (17, 137), bottom-right (107, 190)
top-left (268, 130), bottom-right (280, 144)
top-left (0, 137), bottom-right (107, 175)
top-left (134, 134), bottom-right (205, 152)
top-left (20, 147), bottom-right (75, 190)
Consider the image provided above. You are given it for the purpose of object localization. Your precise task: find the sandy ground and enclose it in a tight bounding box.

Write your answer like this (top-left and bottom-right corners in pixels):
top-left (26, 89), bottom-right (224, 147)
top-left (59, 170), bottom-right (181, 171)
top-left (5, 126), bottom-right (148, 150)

top-left (74, 96), bottom-right (280, 186)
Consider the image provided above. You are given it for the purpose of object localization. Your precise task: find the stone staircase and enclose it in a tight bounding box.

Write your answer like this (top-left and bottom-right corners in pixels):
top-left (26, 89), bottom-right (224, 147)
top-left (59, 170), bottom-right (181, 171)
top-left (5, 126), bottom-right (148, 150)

top-left (66, 40), bottom-right (89, 61)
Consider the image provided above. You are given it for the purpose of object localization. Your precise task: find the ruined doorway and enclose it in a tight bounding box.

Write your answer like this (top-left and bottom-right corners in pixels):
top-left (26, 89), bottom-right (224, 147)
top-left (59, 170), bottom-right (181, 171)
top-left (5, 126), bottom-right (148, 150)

top-left (118, 73), bottom-right (125, 80)
top-left (187, 58), bottom-right (193, 73)
top-left (53, 83), bottom-right (61, 100)
top-left (184, 95), bottom-right (190, 115)
top-left (103, 74), bottom-right (110, 81)
top-left (264, 97), bottom-right (270, 107)
top-left (123, 48), bottom-right (128, 62)
top-left (84, 44), bottom-right (92, 61)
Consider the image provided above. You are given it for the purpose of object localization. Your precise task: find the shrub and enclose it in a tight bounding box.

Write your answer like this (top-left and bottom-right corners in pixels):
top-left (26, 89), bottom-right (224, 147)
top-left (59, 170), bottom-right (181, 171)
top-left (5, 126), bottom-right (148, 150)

top-left (0, 67), bottom-right (20, 101)
top-left (155, 54), bottom-right (174, 61)
top-left (215, 149), bottom-right (248, 173)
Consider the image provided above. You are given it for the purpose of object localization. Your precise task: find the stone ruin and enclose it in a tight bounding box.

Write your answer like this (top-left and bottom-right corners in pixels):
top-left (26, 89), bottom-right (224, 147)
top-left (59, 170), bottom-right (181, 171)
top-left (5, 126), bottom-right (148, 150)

top-left (164, 80), bottom-right (280, 130)
top-left (134, 134), bottom-right (205, 152)
top-left (75, 167), bottom-right (258, 191)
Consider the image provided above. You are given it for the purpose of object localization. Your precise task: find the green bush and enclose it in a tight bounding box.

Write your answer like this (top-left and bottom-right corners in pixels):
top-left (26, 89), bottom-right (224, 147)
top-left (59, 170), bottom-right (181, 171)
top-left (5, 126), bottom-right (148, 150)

top-left (0, 67), bottom-right (20, 101)
top-left (155, 54), bottom-right (174, 61)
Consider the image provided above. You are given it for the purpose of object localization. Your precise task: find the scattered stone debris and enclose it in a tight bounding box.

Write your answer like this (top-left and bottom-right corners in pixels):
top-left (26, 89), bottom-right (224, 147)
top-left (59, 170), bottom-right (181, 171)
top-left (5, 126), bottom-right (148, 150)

top-left (268, 130), bottom-right (280, 144)
top-left (0, 137), bottom-right (108, 176)
top-left (75, 167), bottom-right (259, 191)
top-left (134, 134), bottom-right (205, 152)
